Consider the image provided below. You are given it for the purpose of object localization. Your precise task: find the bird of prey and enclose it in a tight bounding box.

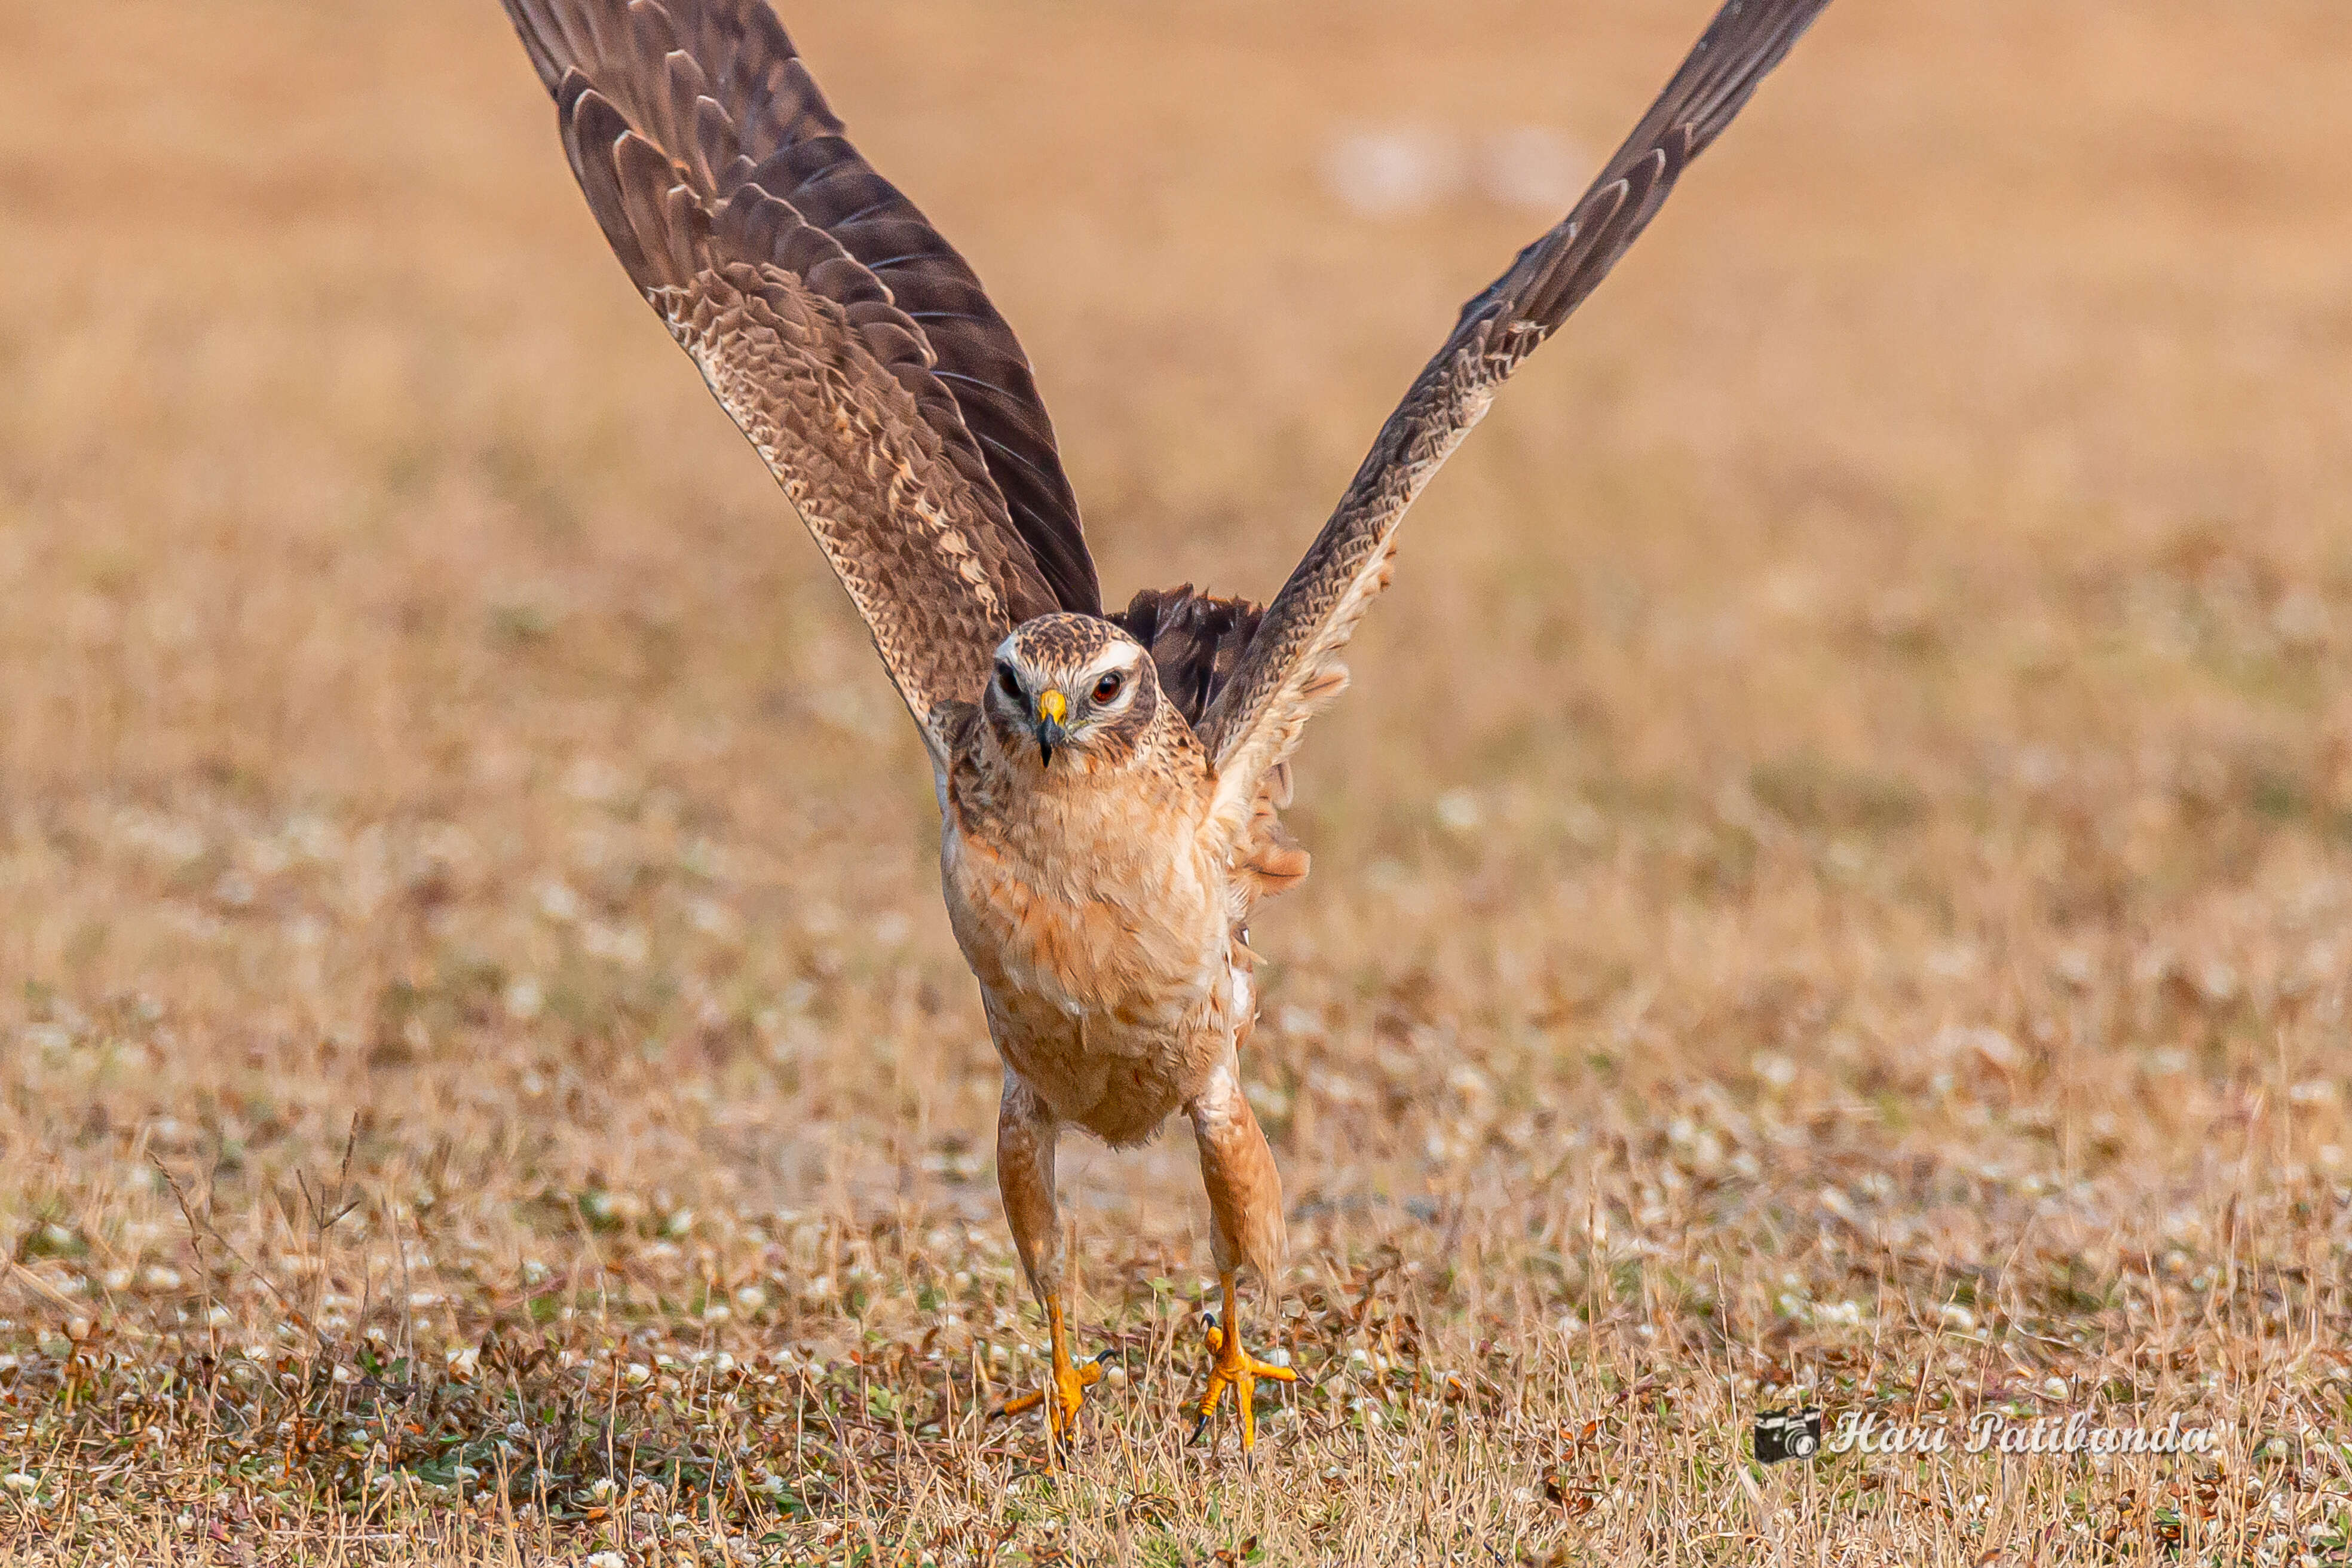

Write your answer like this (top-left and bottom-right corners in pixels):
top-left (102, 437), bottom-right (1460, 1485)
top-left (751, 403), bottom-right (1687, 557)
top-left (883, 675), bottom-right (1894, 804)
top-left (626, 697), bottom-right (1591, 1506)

top-left (497, 0), bottom-right (1832, 1453)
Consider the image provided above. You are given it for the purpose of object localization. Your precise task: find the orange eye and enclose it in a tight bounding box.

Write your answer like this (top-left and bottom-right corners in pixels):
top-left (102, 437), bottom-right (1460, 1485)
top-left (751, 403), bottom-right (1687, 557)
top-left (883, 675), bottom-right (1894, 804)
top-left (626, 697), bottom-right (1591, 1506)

top-left (1092, 672), bottom-right (1123, 703)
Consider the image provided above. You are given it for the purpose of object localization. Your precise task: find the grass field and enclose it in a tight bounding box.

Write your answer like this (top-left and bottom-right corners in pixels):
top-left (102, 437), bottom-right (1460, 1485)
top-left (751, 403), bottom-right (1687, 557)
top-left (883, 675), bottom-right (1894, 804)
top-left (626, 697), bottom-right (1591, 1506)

top-left (5, 0), bottom-right (2352, 1561)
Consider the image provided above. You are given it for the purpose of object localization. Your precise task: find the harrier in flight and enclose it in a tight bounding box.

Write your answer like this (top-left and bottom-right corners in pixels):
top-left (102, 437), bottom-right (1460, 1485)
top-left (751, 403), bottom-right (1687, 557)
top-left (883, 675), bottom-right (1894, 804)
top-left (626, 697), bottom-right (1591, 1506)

top-left (498, 0), bottom-right (1832, 1453)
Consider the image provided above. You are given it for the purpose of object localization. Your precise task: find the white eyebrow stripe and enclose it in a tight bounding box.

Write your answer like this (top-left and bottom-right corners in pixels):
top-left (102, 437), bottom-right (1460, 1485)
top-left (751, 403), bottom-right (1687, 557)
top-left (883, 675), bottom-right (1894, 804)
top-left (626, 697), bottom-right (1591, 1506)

top-left (1076, 645), bottom-right (1145, 685)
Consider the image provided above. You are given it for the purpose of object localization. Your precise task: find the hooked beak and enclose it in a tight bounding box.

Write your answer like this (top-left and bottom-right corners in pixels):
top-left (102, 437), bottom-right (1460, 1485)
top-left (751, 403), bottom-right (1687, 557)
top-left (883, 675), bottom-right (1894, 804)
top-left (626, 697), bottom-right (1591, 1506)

top-left (1034, 688), bottom-right (1068, 765)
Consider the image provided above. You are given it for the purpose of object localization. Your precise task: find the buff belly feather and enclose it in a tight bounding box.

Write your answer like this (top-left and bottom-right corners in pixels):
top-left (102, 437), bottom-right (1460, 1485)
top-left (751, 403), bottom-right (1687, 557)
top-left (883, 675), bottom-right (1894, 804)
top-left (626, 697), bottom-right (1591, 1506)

top-left (942, 798), bottom-right (1234, 1144)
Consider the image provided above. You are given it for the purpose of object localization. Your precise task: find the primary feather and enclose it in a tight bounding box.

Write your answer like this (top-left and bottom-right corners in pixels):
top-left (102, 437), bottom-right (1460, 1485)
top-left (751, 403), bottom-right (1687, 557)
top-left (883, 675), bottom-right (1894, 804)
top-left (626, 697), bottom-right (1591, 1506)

top-left (1199, 0), bottom-right (1833, 844)
top-left (501, 0), bottom-right (1101, 751)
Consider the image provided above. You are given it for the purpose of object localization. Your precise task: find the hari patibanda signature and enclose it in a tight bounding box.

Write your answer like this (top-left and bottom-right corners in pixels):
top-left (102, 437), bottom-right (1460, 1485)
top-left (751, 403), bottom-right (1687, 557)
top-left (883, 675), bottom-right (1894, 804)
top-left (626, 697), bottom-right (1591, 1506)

top-left (1829, 1410), bottom-right (2219, 1457)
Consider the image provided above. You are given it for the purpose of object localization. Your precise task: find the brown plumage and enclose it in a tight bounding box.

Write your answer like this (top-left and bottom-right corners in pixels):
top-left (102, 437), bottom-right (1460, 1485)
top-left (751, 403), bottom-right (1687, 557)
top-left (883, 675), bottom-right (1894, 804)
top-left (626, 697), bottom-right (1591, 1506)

top-left (497, 0), bottom-right (1835, 1454)
top-left (1110, 586), bottom-right (1264, 728)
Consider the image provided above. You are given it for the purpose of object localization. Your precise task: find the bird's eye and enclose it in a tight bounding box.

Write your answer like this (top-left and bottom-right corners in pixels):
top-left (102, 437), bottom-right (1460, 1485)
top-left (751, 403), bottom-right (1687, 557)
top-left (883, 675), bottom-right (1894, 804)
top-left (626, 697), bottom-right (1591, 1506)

top-left (996, 664), bottom-right (1021, 700)
top-left (1092, 672), bottom-right (1124, 704)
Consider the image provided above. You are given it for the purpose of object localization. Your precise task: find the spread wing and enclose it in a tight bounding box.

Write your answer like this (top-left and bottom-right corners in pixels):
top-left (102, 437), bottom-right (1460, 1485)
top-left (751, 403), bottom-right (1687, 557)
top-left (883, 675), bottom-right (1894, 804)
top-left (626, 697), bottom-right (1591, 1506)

top-left (501, 0), bottom-right (1101, 757)
top-left (1198, 0), bottom-right (1832, 843)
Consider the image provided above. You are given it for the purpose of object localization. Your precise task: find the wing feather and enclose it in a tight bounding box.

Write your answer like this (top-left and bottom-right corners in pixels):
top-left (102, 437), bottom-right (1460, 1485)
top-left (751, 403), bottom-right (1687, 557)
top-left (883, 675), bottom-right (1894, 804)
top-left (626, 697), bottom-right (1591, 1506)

top-left (502, 0), bottom-right (1102, 752)
top-left (1198, 0), bottom-right (1833, 844)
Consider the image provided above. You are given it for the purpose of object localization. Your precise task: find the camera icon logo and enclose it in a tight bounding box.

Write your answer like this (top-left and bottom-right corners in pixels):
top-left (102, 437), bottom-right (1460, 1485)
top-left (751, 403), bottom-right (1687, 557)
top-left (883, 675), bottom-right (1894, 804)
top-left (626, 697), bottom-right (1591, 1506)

top-left (1753, 1407), bottom-right (1822, 1464)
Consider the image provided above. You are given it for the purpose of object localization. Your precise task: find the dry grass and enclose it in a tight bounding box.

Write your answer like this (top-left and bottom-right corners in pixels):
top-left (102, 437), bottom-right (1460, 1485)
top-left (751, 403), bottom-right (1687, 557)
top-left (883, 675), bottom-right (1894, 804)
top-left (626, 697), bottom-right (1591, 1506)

top-left (5, 0), bottom-right (2352, 1561)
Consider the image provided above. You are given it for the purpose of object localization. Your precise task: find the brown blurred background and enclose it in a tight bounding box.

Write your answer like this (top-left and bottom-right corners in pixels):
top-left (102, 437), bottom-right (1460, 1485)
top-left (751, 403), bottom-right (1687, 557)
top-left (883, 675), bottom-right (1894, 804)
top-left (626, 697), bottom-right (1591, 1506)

top-left (4, 0), bottom-right (2351, 1356)
top-left (8, 2), bottom-right (2352, 1555)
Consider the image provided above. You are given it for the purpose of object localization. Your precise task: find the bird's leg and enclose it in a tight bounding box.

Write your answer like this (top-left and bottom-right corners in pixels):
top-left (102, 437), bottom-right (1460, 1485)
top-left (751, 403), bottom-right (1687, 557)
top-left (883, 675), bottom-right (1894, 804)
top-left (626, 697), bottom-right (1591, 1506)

top-left (1019, 1292), bottom-right (1104, 1452)
top-left (987, 1074), bottom-right (1101, 1454)
top-left (1195, 1273), bottom-right (1295, 1453)
top-left (1187, 1058), bottom-right (1296, 1453)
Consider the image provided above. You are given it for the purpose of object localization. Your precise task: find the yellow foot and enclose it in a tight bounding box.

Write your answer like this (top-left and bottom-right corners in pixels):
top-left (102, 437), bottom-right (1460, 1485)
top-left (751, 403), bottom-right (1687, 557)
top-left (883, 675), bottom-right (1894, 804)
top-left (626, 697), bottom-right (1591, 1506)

top-left (994, 1352), bottom-right (1105, 1446)
top-left (1192, 1304), bottom-right (1296, 1453)
top-left (991, 1294), bottom-right (1107, 1460)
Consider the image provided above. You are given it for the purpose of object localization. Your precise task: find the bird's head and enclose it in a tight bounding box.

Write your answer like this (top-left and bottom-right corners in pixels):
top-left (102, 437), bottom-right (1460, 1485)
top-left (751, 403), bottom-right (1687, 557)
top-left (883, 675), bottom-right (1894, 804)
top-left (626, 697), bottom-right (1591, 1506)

top-left (984, 614), bottom-right (1159, 776)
